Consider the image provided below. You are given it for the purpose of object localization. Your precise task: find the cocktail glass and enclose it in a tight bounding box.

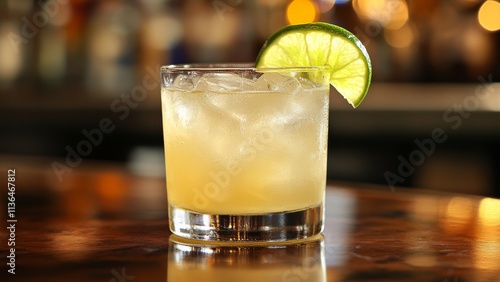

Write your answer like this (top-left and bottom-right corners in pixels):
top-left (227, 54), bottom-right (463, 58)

top-left (160, 64), bottom-right (329, 242)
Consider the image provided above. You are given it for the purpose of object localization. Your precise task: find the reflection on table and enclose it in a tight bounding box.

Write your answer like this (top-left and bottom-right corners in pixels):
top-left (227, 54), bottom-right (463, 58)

top-left (168, 235), bottom-right (325, 282)
top-left (0, 156), bottom-right (499, 281)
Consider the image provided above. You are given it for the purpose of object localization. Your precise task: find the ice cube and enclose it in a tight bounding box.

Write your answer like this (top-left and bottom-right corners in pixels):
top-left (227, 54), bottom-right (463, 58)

top-left (172, 74), bottom-right (194, 89)
top-left (254, 73), bottom-right (302, 95)
top-left (194, 73), bottom-right (254, 93)
top-left (297, 76), bottom-right (322, 89)
top-left (169, 71), bottom-right (201, 90)
top-left (199, 75), bottom-right (253, 125)
top-left (171, 94), bottom-right (200, 128)
top-left (266, 91), bottom-right (324, 128)
top-left (267, 103), bottom-right (302, 127)
top-left (254, 73), bottom-right (285, 91)
top-left (203, 92), bottom-right (248, 126)
top-left (187, 92), bottom-right (244, 156)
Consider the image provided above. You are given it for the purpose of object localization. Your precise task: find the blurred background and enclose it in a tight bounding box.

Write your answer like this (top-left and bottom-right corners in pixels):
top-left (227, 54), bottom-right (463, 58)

top-left (1, 0), bottom-right (500, 197)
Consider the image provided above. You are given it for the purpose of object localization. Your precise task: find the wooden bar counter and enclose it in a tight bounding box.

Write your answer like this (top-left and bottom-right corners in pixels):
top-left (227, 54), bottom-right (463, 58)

top-left (0, 157), bottom-right (499, 282)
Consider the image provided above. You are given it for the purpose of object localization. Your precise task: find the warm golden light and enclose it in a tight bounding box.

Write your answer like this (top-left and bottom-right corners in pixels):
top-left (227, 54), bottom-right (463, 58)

top-left (437, 196), bottom-right (476, 235)
top-left (353, 0), bottom-right (408, 28)
top-left (353, 0), bottom-right (384, 19)
top-left (446, 197), bottom-right (475, 221)
top-left (51, 228), bottom-right (94, 260)
top-left (478, 0), bottom-right (500, 31)
top-left (475, 197), bottom-right (500, 270)
top-left (385, 0), bottom-right (409, 30)
top-left (0, 24), bottom-right (23, 83)
top-left (474, 241), bottom-right (500, 270)
top-left (144, 15), bottom-right (182, 50)
top-left (286, 0), bottom-right (319, 24)
top-left (462, 23), bottom-right (493, 70)
top-left (384, 23), bottom-right (414, 48)
top-left (478, 197), bottom-right (500, 227)
top-left (411, 196), bottom-right (439, 221)
top-left (405, 254), bottom-right (437, 267)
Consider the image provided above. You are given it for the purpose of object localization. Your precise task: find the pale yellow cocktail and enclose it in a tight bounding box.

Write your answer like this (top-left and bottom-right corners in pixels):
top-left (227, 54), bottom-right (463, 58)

top-left (161, 66), bottom-right (329, 241)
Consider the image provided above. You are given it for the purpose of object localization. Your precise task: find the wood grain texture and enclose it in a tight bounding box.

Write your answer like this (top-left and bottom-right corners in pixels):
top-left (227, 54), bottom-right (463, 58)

top-left (0, 159), bottom-right (499, 282)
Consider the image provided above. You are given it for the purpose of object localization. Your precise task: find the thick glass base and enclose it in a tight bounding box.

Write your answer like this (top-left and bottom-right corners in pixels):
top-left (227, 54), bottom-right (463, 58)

top-left (169, 204), bottom-right (324, 242)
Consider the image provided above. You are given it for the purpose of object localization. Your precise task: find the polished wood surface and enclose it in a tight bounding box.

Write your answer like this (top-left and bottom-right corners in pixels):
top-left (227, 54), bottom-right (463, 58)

top-left (1, 157), bottom-right (500, 282)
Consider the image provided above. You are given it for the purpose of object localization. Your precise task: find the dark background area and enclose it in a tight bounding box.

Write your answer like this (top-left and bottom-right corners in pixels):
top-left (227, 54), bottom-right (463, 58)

top-left (1, 0), bottom-right (500, 197)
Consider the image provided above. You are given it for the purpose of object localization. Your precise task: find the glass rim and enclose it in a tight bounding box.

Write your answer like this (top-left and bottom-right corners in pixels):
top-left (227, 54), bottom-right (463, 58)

top-left (161, 63), bottom-right (329, 73)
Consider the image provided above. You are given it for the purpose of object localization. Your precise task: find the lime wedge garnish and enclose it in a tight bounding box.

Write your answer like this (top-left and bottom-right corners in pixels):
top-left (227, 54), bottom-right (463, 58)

top-left (256, 22), bottom-right (372, 108)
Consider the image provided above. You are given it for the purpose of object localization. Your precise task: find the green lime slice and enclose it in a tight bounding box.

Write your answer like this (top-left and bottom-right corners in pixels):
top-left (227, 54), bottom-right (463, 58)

top-left (256, 22), bottom-right (372, 108)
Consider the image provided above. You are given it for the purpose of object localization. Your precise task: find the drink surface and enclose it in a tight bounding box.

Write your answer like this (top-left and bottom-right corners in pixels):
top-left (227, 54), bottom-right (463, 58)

top-left (162, 72), bottom-right (329, 214)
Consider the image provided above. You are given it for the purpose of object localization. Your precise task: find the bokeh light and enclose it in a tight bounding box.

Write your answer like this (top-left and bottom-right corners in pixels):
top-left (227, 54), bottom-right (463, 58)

top-left (384, 23), bottom-right (415, 48)
top-left (385, 0), bottom-right (409, 30)
top-left (475, 197), bottom-right (500, 270)
top-left (353, 0), bottom-right (408, 29)
top-left (143, 15), bottom-right (182, 50)
top-left (286, 0), bottom-right (319, 24)
top-left (478, 0), bottom-right (500, 32)
top-left (462, 22), bottom-right (494, 71)
top-left (478, 197), bottom-right (500, 227)
top-left (317, 0), bottom-right (336, 13)
top-left (0, 24), bottom-right (23, 84)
